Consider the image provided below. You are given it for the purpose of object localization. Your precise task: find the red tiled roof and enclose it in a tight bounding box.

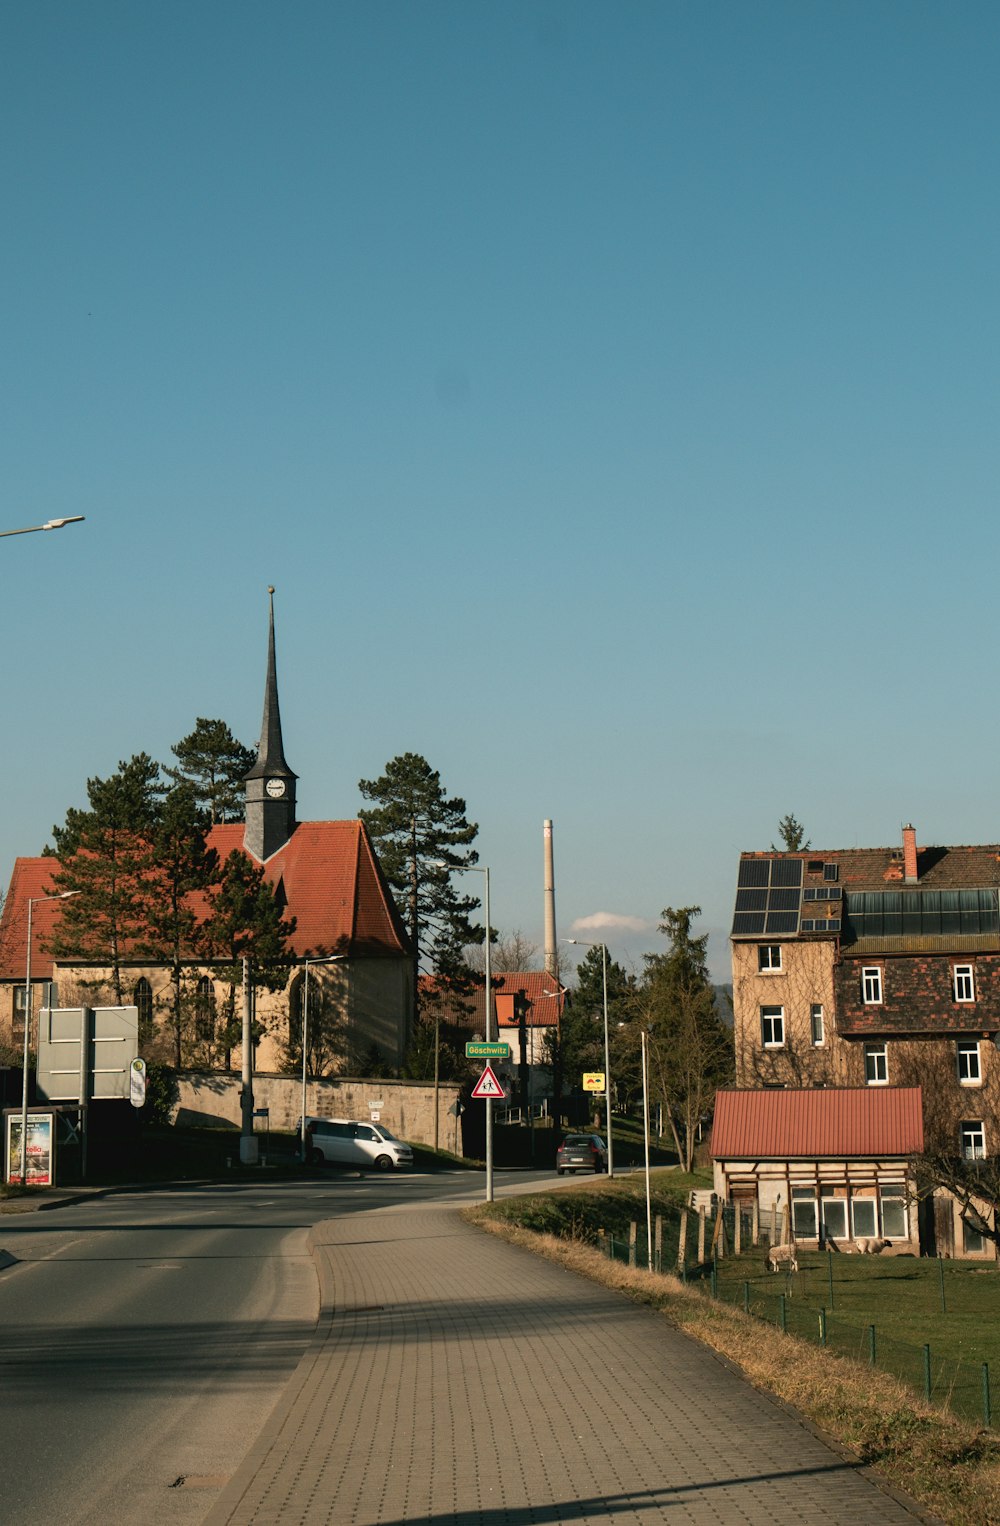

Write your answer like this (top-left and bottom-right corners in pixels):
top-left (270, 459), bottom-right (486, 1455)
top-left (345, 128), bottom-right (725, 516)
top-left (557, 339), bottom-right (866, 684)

top-left (0, 820), bottom-right (410, 980)
top-left (417, 970), bottom-right (565, 1029)
top-left (711, 1087), bottom-right (924, 1159)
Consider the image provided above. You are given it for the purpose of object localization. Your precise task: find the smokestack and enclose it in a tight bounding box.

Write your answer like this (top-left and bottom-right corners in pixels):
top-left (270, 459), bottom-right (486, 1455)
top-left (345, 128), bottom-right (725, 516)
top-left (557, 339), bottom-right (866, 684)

top-left (903, 824), bottom-right (918, 883)
top-left (543, 819), bottom-right (557, 977)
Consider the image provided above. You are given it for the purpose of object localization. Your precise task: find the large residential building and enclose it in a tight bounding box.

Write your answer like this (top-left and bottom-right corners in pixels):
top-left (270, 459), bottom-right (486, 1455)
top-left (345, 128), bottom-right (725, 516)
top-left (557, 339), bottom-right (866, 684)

top-left (0, 594), bottom-right (414, 1075)
top-left (731, 825), bottom-right (1000, 1163)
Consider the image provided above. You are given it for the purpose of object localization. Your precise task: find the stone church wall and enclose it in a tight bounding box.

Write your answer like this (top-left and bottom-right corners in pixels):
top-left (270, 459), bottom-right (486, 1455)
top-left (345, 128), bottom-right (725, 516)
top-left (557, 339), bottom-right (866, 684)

top-left (174, 1069), bottom-right (462, 1152)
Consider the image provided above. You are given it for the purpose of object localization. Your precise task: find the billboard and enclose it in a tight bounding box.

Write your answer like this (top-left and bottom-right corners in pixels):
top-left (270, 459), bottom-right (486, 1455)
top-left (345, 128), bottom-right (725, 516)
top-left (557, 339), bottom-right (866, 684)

top-left (6, 1112), bottom-right (55, 1186)
top-left (36, 1006), bottom-right (139, 1102)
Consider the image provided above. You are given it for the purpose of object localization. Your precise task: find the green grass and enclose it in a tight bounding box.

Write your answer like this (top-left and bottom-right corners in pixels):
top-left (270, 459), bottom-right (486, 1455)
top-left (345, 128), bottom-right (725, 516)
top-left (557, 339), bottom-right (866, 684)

top-left (712, 1250), bottom-right (1000, 1426)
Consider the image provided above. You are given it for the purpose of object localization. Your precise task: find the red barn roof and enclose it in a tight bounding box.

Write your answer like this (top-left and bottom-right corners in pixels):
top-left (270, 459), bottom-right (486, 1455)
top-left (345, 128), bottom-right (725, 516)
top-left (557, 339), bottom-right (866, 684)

top-left (0, 820), bottom-right (409, 980)
top-left (711, 1087), bottom-right (923, 1159)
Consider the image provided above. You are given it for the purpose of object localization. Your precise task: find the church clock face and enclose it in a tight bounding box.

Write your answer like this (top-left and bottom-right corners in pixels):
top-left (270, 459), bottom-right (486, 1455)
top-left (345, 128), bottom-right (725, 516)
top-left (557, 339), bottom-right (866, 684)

top-left (265, 778), bottom-right (286, 799)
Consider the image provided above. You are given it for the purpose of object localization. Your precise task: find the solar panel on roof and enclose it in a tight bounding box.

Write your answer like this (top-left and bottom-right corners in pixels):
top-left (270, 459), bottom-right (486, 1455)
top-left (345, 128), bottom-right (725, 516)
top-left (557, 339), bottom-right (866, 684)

top-left (767, 889), bottom-right (801, 912)
top-left (765, 911), bottom-right (800, 934)
top-left (734, 888), bottom-right (767, 911)
top-left (731, 912), bottom-right (767, 935)
top-left (771, 859), bottom-right (803, 887)
top-left (738, 860), bottom-right (769, 888)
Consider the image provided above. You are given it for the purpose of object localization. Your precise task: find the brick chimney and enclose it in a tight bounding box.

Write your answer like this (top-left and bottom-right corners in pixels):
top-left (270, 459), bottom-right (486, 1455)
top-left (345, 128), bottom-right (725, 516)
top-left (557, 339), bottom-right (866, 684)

top-left (902, 824), bottom-right (918, 883)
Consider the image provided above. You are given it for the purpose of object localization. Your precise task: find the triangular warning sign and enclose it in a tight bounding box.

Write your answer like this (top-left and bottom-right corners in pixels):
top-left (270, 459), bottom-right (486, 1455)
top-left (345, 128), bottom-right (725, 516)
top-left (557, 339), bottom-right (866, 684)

top-left (471, 1063), bottom-right (505, 1099)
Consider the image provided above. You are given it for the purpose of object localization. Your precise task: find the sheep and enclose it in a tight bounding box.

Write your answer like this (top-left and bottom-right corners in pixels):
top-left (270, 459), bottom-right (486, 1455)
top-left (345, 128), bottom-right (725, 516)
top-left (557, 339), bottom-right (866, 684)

top-left (854, 1237), bottom-right (890, 1256)
top-left (764, 1244), bottom-right (798, 1274)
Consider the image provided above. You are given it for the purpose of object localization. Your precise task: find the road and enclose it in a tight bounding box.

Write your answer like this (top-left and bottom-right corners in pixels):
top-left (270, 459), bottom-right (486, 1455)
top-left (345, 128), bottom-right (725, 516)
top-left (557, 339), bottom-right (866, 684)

top-left (0, 1168), bottom-right (505, 1525)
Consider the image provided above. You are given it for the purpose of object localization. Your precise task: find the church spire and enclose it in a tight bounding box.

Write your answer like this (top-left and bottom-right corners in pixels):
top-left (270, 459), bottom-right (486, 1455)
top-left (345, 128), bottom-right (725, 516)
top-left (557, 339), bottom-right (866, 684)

top-left (244, 586), bottom-right (297, 861)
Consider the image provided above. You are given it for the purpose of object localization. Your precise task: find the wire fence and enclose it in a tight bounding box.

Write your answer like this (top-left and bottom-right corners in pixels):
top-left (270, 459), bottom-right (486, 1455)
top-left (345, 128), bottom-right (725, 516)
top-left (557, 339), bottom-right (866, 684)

top-left (600, 1207), bottom-right (996, 1429)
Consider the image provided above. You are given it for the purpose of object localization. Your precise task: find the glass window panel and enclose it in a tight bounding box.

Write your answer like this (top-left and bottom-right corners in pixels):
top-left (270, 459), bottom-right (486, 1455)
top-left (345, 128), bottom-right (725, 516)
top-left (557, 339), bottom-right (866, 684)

top-left (792, 1194), bottom-right (817, 1237)
top-left (821, 1199), bottom-right (848, 1240)
top-left (880, 1193), bottom-right (907, 1238)
top-left (963, 1219), bottom-right (985, 1254)
top-left (851, 1199), bottom-right (877, 1238)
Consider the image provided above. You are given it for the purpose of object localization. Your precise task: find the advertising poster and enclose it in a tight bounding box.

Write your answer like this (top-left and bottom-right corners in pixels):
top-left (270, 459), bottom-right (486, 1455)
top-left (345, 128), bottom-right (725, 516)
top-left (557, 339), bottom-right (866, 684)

top-left (6, 1113), bottom-right (55, 1187)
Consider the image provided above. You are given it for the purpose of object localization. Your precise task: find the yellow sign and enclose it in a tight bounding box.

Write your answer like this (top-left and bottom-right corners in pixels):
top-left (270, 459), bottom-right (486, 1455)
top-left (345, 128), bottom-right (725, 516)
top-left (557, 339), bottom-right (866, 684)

top-left (582, 1073), bottom-right (605, 1092)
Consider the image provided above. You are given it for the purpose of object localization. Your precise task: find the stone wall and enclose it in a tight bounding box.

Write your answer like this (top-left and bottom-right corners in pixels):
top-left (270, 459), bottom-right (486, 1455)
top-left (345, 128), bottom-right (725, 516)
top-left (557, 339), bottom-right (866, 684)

top-left (174, 1070), bottom-right (464, 1153)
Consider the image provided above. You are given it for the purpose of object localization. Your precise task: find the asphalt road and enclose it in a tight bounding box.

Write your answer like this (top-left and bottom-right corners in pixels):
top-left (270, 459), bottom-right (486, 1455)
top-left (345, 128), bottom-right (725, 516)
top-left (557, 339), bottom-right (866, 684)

top-left (0, 1169), bottom-right (509, 1526)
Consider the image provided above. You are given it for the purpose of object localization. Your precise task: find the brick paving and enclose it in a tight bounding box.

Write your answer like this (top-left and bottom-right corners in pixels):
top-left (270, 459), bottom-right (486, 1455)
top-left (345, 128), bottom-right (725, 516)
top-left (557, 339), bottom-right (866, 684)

top-left (204, 1198), bottom-right (928, 1525)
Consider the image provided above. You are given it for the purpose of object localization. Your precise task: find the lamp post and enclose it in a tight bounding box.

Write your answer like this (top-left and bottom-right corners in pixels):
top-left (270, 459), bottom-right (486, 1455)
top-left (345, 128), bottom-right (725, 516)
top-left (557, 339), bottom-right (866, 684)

top-left (1, 516), bottom-right (85, 538)
top-left (565, 938), bottom-right (614, 1178)
top-left (442, 861), bottom-right (495, 1201)
top-left (20, 891), bottom-right (79, 1185)
top-left (300, 954), bottom-right (348, 1161)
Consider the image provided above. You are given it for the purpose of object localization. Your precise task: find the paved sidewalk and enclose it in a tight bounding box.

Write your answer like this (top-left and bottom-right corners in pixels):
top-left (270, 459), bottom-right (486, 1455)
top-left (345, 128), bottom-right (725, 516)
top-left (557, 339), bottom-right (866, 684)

top-left (205, 1198), bottom-right (928, 1525)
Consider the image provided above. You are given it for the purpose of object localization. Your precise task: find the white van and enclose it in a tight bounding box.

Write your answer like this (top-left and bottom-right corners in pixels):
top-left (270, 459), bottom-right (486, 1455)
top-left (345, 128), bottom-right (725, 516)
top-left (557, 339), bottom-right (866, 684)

top-left (306, 1117), bottom-right (413, 1172)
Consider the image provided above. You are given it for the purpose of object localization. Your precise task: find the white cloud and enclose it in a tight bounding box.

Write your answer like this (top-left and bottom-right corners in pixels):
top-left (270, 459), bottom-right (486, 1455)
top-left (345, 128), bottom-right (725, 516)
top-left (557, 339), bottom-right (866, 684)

top-left (570, 912), bottom-right (654, 935)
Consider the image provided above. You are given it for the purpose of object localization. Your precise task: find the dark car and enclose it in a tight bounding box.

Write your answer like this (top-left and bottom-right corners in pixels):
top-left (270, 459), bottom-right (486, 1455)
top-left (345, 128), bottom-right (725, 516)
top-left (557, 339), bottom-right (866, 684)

top-left (556, 1133), bottom-right (608, 1175)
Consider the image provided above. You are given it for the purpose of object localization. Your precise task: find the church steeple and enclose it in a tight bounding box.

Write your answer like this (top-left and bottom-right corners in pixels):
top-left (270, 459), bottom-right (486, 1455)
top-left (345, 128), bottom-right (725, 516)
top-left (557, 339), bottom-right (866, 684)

top-left (244, 586), bottom-right (298, 861)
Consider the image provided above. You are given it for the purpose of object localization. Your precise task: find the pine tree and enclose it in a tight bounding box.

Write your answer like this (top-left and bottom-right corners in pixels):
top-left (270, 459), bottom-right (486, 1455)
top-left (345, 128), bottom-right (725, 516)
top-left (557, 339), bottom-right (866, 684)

top-left (358, 753), bottom-right (481, 992)
top-left (636, 907), bottom-right (733, 1170)
top-left (773, 813), bottom-right (810, 852)
top-left (137, 782), bottom-right (220, 1066)
top-left (165, 718), bottom-right (256, 824)
top-left (200, 850), bottom-right (296, 1059)
top-left (49, 754), bottom-right (163, 1004)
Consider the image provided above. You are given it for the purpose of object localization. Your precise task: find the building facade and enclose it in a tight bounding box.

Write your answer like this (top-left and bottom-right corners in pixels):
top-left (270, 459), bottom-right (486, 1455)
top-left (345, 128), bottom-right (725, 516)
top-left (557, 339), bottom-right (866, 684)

top-left (0, 593), bottom-right (414, 1075)
top-left (729, 825), bottom-right (1000, 1256)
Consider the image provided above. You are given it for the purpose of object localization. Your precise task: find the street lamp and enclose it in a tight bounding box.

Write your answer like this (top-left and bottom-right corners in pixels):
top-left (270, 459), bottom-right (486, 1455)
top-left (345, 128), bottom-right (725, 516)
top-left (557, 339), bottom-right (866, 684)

top-left (1, 516), bottom-right (85, 538)
top-left (564, 938), bottom-right (614, 1178)
top-left (20, 891), bottom-right (79, 1185)
top-left (439, 860), bottom-right (495, 1201)
top-left (300, 954), bottom-right (348, 1161)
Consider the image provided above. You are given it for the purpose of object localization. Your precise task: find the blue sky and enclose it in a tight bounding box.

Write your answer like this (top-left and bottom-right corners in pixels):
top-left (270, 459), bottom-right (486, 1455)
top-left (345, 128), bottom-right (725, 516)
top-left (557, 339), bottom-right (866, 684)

top-left (3, 2), bottom-right (999, 983)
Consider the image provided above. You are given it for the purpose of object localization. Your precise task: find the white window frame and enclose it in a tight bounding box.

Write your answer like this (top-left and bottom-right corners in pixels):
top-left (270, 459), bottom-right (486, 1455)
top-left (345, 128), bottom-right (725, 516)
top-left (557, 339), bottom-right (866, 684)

top-left (791, 1187), bottom-right (817, 1238)
top-left (760, 1005), bottom-right (785, 1049)
top-left (957, 1040), bottom-right (981, 1086)
top-left (864, 1042), bottom-right (888, 1085)
top-left (953, 964), bottom-right (976, 1003)
top-left (851, 1196), bottom-right (878, 1240)
top-left (821, 1196), bottom-right (848, 1241)
top-left (862, 966), bottom-right (883, 1005)
top-left (961, 1121), bottom-right (986, 1160)
top-left (757, 944), bottom-right (782, 972)
top-left (879, 1185), bottom-right (907, 1239)
top-left (810, 1004), bottom-right (825, 1046)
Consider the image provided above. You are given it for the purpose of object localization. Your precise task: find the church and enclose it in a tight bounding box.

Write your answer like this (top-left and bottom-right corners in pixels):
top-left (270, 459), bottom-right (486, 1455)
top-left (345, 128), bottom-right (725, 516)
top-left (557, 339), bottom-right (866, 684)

top-left (0, 593), bottom-right (414, 1076)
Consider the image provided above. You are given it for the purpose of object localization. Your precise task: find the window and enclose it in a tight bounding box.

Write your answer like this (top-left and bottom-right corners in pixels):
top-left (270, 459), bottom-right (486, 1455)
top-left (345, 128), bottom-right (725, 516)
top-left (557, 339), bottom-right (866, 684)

top-left (13, 986), bottom-right (27, 1035)
top-left (953, 964), bottom-right (976, 1003)
top-left (195, 976), bottom-right (215, 1042)
top-left (758, 944), bottom-right (782, 971)
top-left (821, 1197), bottom-right (848, 1241)
top-left (879, 1185), bottom-right (906, 1239)
top-left (957, 1041), bottom-right (981, 1086)
top-left (792, 1188), bottom-right (817, 1238)
top-left (862, 967), bottom-right (883, 1005)
top-left (133, 978), bottom-right (153, 1042)
top-left (810, 1004), bottom-right (825, 1045)
top-left (851, 1197), bottom-right (878, 1239)
top-left (961, 1121), bottom-right (986, 1160)
top-left (760, 1006), bottom-right (785, 1048)
top-left (963, 1217), bottom-right (986, 1255)
top-left (864, 1043), bottom-right (888, 1085)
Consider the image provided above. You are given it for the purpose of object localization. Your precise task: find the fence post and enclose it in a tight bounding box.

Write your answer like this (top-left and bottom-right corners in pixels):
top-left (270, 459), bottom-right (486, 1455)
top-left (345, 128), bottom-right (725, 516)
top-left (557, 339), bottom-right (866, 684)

top-left (827, 1249), bottom-right (835, 1311)
top-left (923, 1344), bottom-right (932, 1403)
top-left (711, 1260), bottom-right (718, 1299)
top-left (677, 1210), bottom-right (688, 1273)
top-left (743, 1279), bottom-right (751, 1315)
top-left (608, 1233), bottom-right (615, 1262)
top-left (752, 1198), bottom-right (759, 1246)
top-left (655, 1214), bottom-right (662, 1275)
top-left (938, 1255), bottom-right (947, 1315)
top-left (698, 1208), bottom-right (706, 1264)
top-left (983, 1364), bottom-right (992, 1430)
top-left (818, 1308), bottom-right (827, 1347)
top-left (868, 1324), bottom-right (876, 1368)
top-left (734, 1204), bottom-right (742, 1256)
top-left (779, 1294), bottom-right (787, 1333)
top-left (629, 1221), bottom-right (637, 1268)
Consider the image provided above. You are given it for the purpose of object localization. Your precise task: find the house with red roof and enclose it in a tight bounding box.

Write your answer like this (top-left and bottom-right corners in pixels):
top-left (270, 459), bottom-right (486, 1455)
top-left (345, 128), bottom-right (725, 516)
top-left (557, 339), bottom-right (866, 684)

top-left (727, 824), bottom-right (1000, 1257)
top-left (0, 594), bottom-right (413, 1075)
